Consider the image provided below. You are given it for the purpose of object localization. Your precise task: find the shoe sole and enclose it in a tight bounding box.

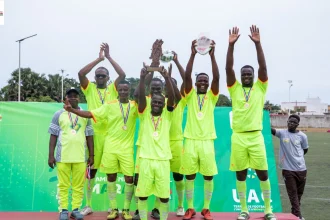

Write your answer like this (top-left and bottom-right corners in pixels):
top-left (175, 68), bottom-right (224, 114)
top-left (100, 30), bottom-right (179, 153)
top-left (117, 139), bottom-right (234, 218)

top-left (183, 214), bottom-right (196, 220)
top-left (151, 215), bottom-right (160, 219)
top-left (107, 215), bottom-right (119, 220)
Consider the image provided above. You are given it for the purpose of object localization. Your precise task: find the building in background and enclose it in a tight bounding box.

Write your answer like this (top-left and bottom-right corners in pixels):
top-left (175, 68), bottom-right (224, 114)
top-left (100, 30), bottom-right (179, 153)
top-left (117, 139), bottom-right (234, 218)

top-left (281, 97), bottom-right (328, 115)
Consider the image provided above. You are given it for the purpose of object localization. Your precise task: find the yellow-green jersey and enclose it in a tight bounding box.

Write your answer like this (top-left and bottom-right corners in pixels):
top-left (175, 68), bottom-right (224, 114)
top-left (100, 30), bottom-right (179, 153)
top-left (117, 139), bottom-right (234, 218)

top-left (184, 88), bottom-right (219, 140)
top-left (81, 81), bottom-right (118, 133)
top-left (91, 100), bottom-right (138, 154)
top-left (170, 98), bottom-right (186, 141)
top-left (136, 95), bottom-right (167, 146)
top-left (228, 79), bottom-right (268, 133)
top-left (48, 109), bottom-right (94, 163)
top-left (138, 107), bottom-right (173, 160)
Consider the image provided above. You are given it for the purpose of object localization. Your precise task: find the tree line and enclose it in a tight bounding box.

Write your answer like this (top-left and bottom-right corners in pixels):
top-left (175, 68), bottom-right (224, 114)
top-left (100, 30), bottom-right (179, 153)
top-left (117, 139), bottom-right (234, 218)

top-left (1, 67), bottom-right (265, 108)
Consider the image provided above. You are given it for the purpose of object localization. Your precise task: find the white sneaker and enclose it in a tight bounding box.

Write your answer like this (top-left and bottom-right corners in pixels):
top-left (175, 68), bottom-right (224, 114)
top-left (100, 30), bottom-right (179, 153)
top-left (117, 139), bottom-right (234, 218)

top-left (108, 208), bottom-right (112, 213)
top-left (80, 206), bottom-right (93, 216)
top-left (176, 207), bottom-right (185, 216)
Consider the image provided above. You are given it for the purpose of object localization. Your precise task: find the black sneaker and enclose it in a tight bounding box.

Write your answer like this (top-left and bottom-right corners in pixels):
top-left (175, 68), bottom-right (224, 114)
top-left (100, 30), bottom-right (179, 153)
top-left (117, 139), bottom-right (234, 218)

top-left (132, 210), bottom-right (140, 220)
top-left (151, 208), bottom-right (160, 219)
top-left (70, 208), bottom-right (84, 220)
top-left (59, 210), bottom-right (69, 220)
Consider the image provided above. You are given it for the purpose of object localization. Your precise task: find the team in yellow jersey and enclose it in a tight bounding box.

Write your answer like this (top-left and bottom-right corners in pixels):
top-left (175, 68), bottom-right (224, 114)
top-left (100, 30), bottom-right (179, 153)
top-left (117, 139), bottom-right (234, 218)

top-left (49, 25), bottom-right (276, 220)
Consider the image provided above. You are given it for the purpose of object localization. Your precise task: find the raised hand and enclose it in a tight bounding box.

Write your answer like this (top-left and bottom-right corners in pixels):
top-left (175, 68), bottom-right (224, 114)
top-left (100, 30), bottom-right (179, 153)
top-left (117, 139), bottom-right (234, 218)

top-left (172, 51), bottom-right (178, 62)
top-left (229, 26), bottom-right (240, 46)
top-left (159, 64), bottom-right (172, 79)
top-left (209, 40), bottom-right (216, 57)
top-left (249, 25), bottom-right (260, 43)
top-left (102, 43), bottom-right (111, 59)
top-left (191, 40), bottom-right (197, 55)
top-left (140, 63), bottom-right (148, 78)
top-left (99, 45), bottom-right (105, 61)
top-left (63, 99), bottom-right (73, 112)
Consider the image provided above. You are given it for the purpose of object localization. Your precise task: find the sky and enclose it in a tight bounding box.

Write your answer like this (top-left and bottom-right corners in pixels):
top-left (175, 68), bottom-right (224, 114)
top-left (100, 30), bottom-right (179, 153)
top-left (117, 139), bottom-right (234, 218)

top-left (0, 0), bottom-right (329, 105)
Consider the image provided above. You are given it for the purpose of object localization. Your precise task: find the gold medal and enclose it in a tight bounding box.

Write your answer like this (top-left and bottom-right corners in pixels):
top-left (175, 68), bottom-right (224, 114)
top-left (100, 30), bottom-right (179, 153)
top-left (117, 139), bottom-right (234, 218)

top-left (71, 129), bottom-right (76, 135)
top-left (197, 112), bottom-right (204, 118)
top-left (244, 103), bottom-right (250, 108)
top-left (122, 125), bottom-right (127, 131)
top-left (153, 131), bottom-right (159, 137)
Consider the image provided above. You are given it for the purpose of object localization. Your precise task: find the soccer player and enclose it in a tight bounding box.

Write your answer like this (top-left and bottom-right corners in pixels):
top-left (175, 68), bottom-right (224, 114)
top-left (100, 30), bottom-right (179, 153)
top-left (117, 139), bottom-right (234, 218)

top-left (133, 67), bottom-right (165, 220)
top-left (226, 25), bottom-right (276, 220)
top-left (166, 51), bottom-right (186, 216)
top-left (272, 115), bottom-right (308, 220)
top-left (136, 64), bottom-right (175, 220)
top-left (181, 39), bottom-right (220, 220)
top-left (64, 81), bottom-right (137, 220)
top-left (48, 88), bottom-right (94, 220)
top-left (78, 43), bottom-right (126, 215)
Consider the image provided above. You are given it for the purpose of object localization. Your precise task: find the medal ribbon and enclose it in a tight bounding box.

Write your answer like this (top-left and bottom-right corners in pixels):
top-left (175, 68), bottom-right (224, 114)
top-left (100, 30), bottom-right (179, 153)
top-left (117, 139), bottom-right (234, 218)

top-left (97, 88), bottom-right (107, 104)
top-left (197, 94), bottom-right (206, 111)
top-left (119, 102), bottom-right (131, 125)
top-left (68, 112), bottom-right (79, 129)
top-left (151, 116), bottom-right (161, 131)
top-left (243, 87), bottom-right (253, 102)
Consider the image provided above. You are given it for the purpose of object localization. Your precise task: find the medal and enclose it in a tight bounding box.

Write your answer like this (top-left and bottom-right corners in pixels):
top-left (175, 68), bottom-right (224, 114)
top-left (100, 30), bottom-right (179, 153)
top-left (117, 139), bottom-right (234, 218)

top-left (197, 94), bottom-right (206, 118)
top-left (151, 115), bottom-right (161, 138)
top-left (119, 102), bottom-right (131, 131)
top-left (68, 111), bottom-right (79, 134)
top-left (243, 87), bottom-right (252, 109)
top-left (97, 87), bottom-right (108, 104)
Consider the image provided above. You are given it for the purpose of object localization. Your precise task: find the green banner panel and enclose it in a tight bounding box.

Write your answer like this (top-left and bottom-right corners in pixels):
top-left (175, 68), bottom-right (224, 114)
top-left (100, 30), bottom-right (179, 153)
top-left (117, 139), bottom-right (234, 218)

top-left (0, 102), bottom-right (281, 212)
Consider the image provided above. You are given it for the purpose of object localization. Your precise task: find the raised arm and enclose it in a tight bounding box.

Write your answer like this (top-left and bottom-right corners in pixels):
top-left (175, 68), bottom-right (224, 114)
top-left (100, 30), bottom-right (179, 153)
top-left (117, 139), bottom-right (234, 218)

top-left (225, 27), bottom-right (240, 87)
top-left (63, 99), bottom-right (93, 118)
top-left (172, 51), bottom-right (185, 81)
top-left (249, 25), bottom-right (267, 82)
top-left (138, 67), bottom-right (148, 112)
top-left (103, 43), bottom-right (126, 88)
top-left (133, 63), bottom-right (154, 102)
top-left (184, 40), bottom-right (197, 94)
top-left (160, 65), bottom-right (175, 107)
top-left (78, 47), bottom-right (105, 89)
top-left (209, 41), bottom-right (220, 95)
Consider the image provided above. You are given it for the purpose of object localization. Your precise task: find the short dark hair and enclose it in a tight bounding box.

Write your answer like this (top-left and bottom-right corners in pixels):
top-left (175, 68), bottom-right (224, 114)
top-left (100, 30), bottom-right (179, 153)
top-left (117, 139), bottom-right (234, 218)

top-left (289, 114), bottom-right (300, 123)
top-left (151, 77), bottom-right (164, 85)
top-left (171, 77), bottom-right (177, 85)
top-left (151, 93), bottom-right (165, 101)
top-left (118, 80), bottom-right (130, 85)
top-left (196, 73), bottom-right (209, 81)
top-left (240, 65), bottom-right (254, 74)
top-left (95, 66), bottom-right (109, 75)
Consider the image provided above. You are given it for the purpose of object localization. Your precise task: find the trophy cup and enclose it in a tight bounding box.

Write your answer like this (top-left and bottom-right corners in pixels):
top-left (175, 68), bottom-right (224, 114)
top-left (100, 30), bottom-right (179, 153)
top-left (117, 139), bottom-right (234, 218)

top-left (146, 39), bottom-right (166, 72)
top-left (195, 33), bottom-right (212, 55)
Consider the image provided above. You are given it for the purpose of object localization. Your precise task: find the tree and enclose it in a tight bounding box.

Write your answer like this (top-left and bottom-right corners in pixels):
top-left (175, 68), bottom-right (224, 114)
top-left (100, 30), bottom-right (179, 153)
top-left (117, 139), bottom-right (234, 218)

top-left (264, 100), bottom-right (281, 112)
top-left (216, 94), bottom-right (232, 107)
top-left (0, 68), bottom-right (86, 103)
top-left (125, 77), bottom-right (140, 100)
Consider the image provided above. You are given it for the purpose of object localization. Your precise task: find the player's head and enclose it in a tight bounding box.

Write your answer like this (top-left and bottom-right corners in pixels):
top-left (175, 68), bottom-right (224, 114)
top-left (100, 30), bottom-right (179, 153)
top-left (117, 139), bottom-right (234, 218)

top-left (287, 114), bottom-right (300, 132)
top-left (164, 77), bottom-right (177, 98)
top-left (241, 65), bottom-right (254, 87)
top-left (195, 73), bottom-right (209, 94)
top-left (151, 94), bottom-right (165, 116)
top-left (150, 78), bottom-right (163, 96)
top-left (94, 67), bottom-right (109, 88)
top-left (65, 87), bottom-right (80, 108)
top-left (118, 80), bottom-right (130, 101)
